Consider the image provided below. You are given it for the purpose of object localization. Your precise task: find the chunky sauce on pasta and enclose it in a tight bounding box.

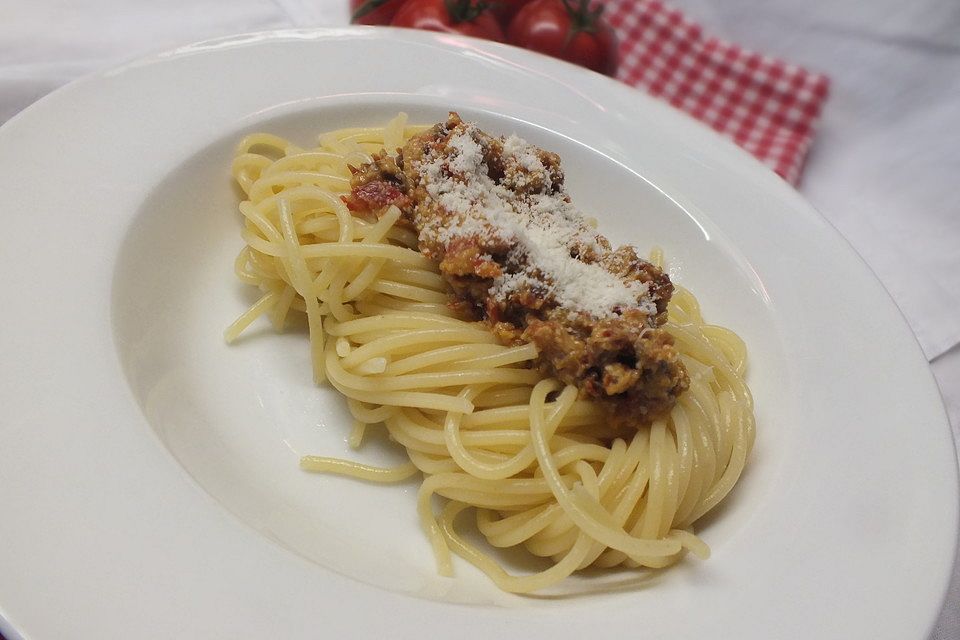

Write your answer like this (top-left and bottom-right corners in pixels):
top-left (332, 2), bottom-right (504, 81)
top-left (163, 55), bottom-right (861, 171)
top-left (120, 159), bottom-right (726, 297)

top-left (348, 113), bottom-right (689, 426)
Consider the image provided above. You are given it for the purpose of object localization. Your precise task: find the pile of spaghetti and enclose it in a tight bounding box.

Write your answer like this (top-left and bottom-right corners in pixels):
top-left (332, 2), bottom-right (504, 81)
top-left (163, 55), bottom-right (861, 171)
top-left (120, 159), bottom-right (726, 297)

top-left (226, 114), bottom-right (755, 593)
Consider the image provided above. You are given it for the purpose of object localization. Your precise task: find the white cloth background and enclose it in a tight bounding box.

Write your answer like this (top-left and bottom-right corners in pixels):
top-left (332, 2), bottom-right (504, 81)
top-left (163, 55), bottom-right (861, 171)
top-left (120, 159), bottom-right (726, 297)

top-left (1, 0), bottom-right (958, 637)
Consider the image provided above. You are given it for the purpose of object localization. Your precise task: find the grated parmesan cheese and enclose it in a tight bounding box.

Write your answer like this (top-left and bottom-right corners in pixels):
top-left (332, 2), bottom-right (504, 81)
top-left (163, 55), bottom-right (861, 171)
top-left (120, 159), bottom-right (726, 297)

top-left (413, 124), bottom-right (657, 319)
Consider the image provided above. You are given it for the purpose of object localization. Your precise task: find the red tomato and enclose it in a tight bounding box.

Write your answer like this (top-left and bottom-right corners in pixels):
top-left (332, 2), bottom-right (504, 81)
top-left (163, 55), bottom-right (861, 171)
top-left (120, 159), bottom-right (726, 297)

top-left (391, 0), bottom-right (505, 42)
top-left (350, 0), bottom-right (407, 25)
top-left (507, 0), bottom-right (617, 75)
top-left (492, 0), bottom-right (531, 26)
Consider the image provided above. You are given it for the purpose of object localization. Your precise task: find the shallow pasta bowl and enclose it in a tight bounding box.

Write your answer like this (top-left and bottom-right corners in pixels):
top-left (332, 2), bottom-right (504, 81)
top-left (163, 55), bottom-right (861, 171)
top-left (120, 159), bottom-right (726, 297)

top-left (0, 27), bottom-right (956, 640)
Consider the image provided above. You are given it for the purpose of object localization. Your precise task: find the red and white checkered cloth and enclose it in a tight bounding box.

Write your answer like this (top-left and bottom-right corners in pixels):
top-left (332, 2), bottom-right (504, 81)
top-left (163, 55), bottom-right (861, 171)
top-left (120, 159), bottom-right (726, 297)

top-left (606, 0), bottom-right (830, 184)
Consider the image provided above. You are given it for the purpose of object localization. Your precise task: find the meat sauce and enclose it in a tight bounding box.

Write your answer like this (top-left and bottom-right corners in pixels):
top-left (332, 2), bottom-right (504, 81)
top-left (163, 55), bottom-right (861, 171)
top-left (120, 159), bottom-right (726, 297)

top-left (347, 113), bottom-right (689, 427)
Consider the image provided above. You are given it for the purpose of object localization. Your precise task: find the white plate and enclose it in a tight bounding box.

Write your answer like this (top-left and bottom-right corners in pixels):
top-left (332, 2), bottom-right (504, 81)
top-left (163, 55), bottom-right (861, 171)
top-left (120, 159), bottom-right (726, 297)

top-left (0, 27), bottom-right (956, 640)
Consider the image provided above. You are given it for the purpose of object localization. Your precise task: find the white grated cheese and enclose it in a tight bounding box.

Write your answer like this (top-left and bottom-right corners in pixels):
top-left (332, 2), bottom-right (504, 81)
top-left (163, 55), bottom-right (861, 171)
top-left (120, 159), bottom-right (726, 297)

top-left (413, 124), bottom-right (657, 319)
top-left (503, 134), bottom-right (546, 173)
top-left (446, 133), bottom-right (484, 174)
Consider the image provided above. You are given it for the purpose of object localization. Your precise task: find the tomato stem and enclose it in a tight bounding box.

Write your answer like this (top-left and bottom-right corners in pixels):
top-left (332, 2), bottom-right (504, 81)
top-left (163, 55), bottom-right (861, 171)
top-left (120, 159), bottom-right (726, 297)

top-left (444, 0), bottom-right (494, 24)
top-left (351, 0), bottom-right (392, 21)
top-left (561, 0), bottom-right (605, 35)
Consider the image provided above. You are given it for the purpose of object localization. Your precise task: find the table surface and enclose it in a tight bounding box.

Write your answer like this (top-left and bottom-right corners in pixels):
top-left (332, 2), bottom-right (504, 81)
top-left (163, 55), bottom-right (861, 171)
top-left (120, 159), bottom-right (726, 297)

top-left (1, 1), bottom-right (958, 638)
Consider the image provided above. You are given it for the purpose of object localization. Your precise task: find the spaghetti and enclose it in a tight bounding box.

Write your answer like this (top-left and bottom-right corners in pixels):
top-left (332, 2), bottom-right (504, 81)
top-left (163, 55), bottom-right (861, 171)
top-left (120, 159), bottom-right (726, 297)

top-left (226, 114), bottom-right (755, 593)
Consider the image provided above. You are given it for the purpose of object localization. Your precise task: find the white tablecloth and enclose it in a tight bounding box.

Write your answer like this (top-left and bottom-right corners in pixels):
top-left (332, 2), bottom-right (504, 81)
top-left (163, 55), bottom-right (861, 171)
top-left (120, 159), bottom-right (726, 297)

top-left (2, 0), bottom-right (958, 637)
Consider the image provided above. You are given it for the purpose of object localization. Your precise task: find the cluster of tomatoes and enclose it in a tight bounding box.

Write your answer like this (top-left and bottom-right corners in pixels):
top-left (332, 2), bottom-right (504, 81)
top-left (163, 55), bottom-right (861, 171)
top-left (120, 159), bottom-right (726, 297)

top-left (350, 0), bottom-right (617, 75)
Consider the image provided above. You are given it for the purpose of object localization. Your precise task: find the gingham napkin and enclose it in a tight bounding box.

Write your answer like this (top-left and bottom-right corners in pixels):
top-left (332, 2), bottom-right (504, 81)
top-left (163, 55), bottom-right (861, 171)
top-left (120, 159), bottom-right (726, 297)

top-left (606, 0), bottom-right (830, 184)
